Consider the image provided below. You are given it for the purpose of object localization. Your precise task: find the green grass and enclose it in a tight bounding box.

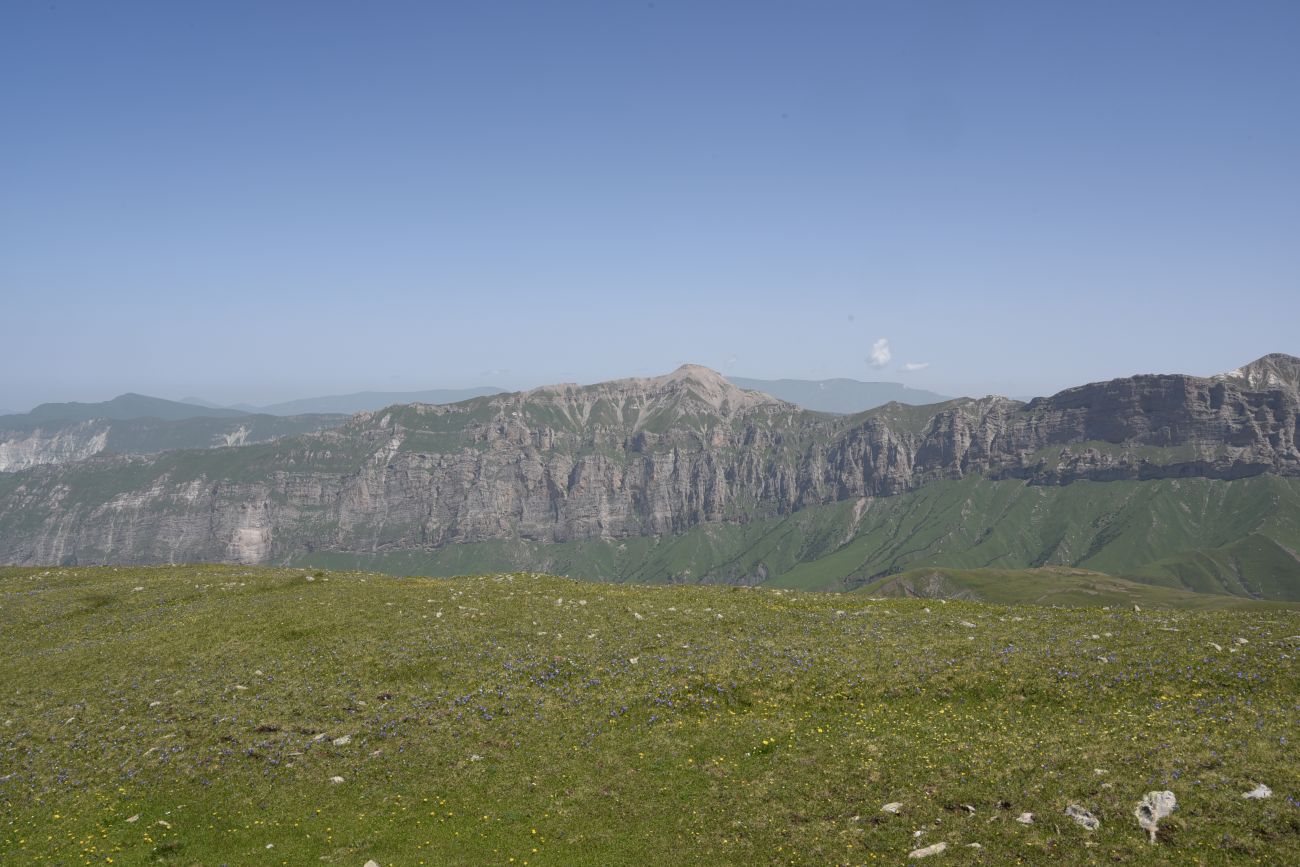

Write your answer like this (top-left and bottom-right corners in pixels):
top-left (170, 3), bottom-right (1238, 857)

top-left (856, 566), bottom-right (1289, 610)
top-left (2, 564), bottom-right (1298, 865)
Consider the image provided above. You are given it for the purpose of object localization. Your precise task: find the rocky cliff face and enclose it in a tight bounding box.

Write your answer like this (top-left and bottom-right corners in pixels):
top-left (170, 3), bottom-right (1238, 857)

top-left (1, 356), bottom-right (1297, 567)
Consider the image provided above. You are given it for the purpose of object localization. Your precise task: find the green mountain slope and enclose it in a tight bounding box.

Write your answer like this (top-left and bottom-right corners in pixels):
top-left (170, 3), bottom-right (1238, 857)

top-left (286, 476), bottom-right (1300, 602)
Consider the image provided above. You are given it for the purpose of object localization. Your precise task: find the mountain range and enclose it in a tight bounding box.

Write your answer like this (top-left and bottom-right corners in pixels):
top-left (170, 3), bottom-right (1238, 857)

top-left (175, 377), bottom-right (952, 417)
top-left (1, 354), bottom-right (1298, 601)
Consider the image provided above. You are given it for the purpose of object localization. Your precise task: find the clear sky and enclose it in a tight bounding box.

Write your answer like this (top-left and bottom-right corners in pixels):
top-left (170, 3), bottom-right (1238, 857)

top-left (2, 0), bottom-right (1297, 410)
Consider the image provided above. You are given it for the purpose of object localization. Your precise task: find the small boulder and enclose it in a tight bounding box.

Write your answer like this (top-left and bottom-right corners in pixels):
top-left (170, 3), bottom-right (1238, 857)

top-left (332, 735), bottom-right (352, 747)
top-left (1134, 790), bottom-right (1176, 844)
top-left (1065, 804), bottom-right (1100, 831)
top-left (1243, 784), bottom-right (1272, 800)
top-left (882, 802), bottom-right (903, 814)
top-left (908, 842), bottom-right (947, 859)
top-left (1015, 812), bottom-right (1034, 825)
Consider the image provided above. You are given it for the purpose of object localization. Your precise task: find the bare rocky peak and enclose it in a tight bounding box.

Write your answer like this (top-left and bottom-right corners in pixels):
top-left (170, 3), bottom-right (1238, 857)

top-left (516, 364), bottom-right (785, 415)
top-left (1213, 353), bottom-right (1300, 392)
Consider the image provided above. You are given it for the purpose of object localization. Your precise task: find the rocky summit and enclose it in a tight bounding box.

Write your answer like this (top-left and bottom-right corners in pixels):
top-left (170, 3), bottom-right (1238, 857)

top-left (1, 356), bottom-right (1299, 596)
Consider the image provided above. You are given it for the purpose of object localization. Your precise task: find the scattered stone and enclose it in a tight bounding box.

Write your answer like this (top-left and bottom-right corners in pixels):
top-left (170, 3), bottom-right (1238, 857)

top-left (156, 819), bottom-right (171, 829)
top-left (148, 701), bottom-right (161, 708)
top-left (329, 776), bottom-right (345, 784)
top-left (469, 753), bottom-right (484, 762)
top-left (1209, 642), bottom-right (1223, 652)
top-left (1235, 637), bottom-right (1249, 645)
top-left (961, 804), bottom-right (976, 815)
top-left (125, 814), bottom-right (139, 823)
top-left (882, 802), bottom-right (903, 814)
top-left (365, 861), bottom-right (380, 867)
top-left (1065, 804), bottom-right (1100, 831)
top-left (1133, 604), bottom-right (1141, 612)
top-left (1243, 784), bottom-right (1272, 800)
top-left (1015, 812), bottom-right (1034, 825)
top-left (966, 843), bottom-right (983, 849)
top-left (958, 620), bottom-right (977, 628)
top-left (1134, 790), bottom-right (1176, 844)
top-left (305, 575), bottom-right (315, 582)
top-left (907, 842), bottom-right (947, 859)
top-left (332, 735), bottom-right (352, 746)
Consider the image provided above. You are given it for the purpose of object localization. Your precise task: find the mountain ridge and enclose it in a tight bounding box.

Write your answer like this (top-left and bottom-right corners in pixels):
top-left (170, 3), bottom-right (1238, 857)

top-left (0, 354), bottom-right (1297, 597)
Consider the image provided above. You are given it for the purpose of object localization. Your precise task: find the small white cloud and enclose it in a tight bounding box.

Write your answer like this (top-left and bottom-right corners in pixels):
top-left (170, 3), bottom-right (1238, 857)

top-left (868, 338), bottom-right (892, 369)
top-left (902, 362), bottom-right (930, 372)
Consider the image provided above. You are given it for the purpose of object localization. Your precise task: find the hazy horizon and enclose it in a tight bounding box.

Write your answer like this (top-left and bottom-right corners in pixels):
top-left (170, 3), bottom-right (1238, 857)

top-left (4, 2), bottom-right (1297, 410)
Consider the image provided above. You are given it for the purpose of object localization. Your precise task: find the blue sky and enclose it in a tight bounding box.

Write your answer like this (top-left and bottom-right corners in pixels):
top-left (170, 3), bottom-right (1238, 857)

top-left (2, 1), bottom-right (1298, 410)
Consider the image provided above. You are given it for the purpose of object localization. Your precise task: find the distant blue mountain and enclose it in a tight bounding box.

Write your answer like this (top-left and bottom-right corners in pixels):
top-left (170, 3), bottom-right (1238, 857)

top-left (249, 387), bottom-right (507, 416)
top-left (727, 377), bottom-right (953, 413)
top-left (18, 393), bottom-right (250, 423)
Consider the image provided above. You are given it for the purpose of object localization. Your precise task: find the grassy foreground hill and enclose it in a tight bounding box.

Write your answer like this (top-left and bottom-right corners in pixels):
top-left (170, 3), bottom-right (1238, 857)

top-left (2, 566), bottom-right (1297, 865)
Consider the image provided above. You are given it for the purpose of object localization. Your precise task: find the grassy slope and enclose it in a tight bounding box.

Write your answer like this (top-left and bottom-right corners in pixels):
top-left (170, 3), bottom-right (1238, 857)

top-left (855, 566), bottom-right (1287, 610)
top-left (288, 476), bottom-right (1300, 601)
top-left (1, 565), bottom-right (1297, 865)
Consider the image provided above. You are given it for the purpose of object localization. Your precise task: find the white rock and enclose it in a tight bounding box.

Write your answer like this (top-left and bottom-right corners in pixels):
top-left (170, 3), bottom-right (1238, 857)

top-left (125, 814), bottom-right (139, 823)
top-left (1209, 642), bottom-right (1223, 652)
top-left (329, 775), bottom-right (345, 784)
top-left (1134, 790), bottom-right (1176, 844)
top-left (365, 861), bottom-right (380, 867)
top-left (959, 620), bottom-right (977, 628)
top-left (1015, 812), bottom-right (1034, 825)
top-left (882, 802), bottom-right (903, 814)
top-left (1065, 804), bottom-right (1100, 831)
top-left (907, 842), bottom-right (947, 859)
top-left (1235, 637), bottom-right (1249, 645)
top-left (332, 735), bottom-right (352, 746)
top-left (1243, 784), bottom-right (1272, 799)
